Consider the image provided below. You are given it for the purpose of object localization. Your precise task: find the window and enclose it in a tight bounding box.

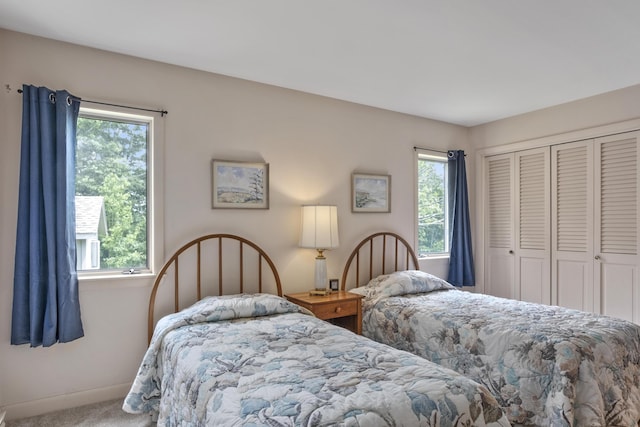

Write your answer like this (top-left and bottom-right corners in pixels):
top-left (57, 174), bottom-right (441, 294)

top-left (75, 108), bottom-right (152, 273)
top-left (416, 151), bottom-right (449, 256)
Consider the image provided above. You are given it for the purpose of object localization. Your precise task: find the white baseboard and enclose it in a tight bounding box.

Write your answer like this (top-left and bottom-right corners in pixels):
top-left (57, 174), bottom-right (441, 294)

top-left (4, 383), bottom-right (131, 421)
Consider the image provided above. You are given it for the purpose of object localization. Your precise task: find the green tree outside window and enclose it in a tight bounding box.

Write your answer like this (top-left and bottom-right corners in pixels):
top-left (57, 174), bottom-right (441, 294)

top-left (76, 115), bottom-right (148, 270)
top-left (417, 157), bottom-right (448, 256)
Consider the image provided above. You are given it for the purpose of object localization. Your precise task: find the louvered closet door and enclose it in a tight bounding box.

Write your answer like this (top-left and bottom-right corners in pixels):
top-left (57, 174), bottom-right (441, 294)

top-left (515, 148), bottom-right (550, 304)
top-left (551, 140), bottom-right (594, 311)
top-left (594, 132), bottom-right (640, 323)
top-left (484, 153), bottom-right (515, 299)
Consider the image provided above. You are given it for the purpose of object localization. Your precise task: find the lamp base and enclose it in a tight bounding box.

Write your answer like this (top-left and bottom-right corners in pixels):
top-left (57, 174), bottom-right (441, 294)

top-left (314, 251), bottom-right (328, 291)
top-left (309, 289), bottom-right (332, 296)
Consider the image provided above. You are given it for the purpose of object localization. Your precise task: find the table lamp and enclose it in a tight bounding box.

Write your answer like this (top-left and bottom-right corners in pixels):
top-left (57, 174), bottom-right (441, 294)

top-left (299, 205), bottom-right (339, 293)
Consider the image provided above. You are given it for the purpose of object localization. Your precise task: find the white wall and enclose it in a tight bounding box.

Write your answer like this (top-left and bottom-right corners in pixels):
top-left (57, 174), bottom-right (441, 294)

top-left (0, 29), bottom-right (469, 419)
top-left (469, 84), bottom-right (640, 150)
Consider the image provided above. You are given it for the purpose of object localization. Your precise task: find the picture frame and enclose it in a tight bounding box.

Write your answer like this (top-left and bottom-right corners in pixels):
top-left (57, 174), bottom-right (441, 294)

top-left (329, 278), bottom-right (339, 291)
top-left (211, 159), bottom-right (269, 209)
top-left (351, 173), bottom-right (391, 213)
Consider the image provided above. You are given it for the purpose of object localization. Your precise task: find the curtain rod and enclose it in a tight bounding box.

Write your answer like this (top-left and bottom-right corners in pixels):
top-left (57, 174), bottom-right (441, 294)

top-left (13, 86), bottom-right (168, 117)
top-left (413, 146), bottom-right (466, 156)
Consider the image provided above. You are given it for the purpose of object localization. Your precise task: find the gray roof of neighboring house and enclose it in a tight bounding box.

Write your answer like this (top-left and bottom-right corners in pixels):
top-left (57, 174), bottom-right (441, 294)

top-left (75, 196), bottom-right (108, 236)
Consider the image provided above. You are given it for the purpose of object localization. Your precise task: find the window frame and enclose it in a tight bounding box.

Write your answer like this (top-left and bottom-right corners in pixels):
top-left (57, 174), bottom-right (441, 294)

top-left (76, 106), bottom-right (163, 281)
top-left (415, 149), bottom-right (450, 258)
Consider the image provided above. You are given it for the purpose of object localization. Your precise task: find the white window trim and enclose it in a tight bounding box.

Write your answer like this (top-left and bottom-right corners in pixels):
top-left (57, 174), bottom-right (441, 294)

top-left (415, 148), bottom-right (450, 259)
top-left (77, 106), bottom-right (164, 283)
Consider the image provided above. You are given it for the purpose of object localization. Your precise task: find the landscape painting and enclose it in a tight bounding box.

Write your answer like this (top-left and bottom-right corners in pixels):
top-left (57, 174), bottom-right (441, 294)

top-left (211, 160), bottom-right (269, 209)
top-left (352, 173), bottom-right (391, 213)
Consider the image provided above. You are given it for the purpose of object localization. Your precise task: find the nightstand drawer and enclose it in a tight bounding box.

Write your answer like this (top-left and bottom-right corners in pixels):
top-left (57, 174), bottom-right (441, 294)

top-left (313, 300), bottom-right (358, 320)
top-left (285, 291), bottom-right (363, 334)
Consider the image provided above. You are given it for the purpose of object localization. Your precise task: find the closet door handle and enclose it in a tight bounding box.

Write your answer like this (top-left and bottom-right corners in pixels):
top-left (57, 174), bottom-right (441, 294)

top-left (594, 255), bottom-right (601, 261)
top-left (508, 250), bottom-right (514, 255)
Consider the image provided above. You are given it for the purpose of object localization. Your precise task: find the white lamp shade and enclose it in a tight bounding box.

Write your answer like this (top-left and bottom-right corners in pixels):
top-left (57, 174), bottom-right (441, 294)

top-left (299, 205), bottom-right (339, 250)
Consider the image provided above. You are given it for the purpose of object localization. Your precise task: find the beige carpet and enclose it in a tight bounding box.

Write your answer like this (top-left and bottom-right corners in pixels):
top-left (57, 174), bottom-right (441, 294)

top-left (5, 399), bottom-right (154, 427)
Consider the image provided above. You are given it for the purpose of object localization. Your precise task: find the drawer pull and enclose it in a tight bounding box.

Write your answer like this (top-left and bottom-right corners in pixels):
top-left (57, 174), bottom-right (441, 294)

top-left (335, 306), bottom-right (342, 313)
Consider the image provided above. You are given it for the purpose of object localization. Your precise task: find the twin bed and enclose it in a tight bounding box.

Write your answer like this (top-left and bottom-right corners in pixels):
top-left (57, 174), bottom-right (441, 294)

top-left (124, 231), bottom-right (640, 426)
top-left (341, 232), bottom-right (640, 427)
top-left (124, 234), bottom-right (510, 426)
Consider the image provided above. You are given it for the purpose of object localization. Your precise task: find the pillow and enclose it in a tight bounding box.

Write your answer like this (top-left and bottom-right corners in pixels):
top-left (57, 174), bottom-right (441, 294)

top-left (153, 293), bottom-right (312, 343)
top-left (349, 270), bottom-right (457, 302)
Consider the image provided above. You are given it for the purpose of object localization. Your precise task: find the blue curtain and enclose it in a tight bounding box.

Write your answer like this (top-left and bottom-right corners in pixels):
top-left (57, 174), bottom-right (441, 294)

top-left (447, 150), bottom-right (475, 287)
top-left (11, 85), bottom-right (84, 347)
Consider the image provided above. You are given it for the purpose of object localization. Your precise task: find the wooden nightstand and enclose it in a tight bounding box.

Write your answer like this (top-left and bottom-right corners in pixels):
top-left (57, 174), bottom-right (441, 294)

top-left (285, 290), bottom-right (363, 334)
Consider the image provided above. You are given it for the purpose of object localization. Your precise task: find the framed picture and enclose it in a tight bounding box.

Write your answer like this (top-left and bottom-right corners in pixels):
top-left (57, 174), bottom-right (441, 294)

top-left (352, 173), bottom-right (391, 213)
top-left (211, 160), bottom-right (269, 209)
top-left (329, 278), bottom-right (339, 291)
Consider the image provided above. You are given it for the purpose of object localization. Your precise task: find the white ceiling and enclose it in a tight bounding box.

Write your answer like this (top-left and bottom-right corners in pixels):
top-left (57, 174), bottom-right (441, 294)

top-left (2, 1), bottom-right (640, 126)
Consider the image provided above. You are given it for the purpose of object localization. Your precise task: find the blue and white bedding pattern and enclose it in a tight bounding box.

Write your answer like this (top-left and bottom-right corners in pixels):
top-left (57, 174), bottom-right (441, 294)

top-left (350, 270), bottom-right (640, 426)
top-left (124, 293), bottom-right (510, 426)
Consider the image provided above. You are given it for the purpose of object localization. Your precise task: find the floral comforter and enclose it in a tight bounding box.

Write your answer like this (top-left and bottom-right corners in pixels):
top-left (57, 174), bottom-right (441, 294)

top-left (123, 293), bottom-right (510, 426)
top-left (350, 270), bottom-right (640, 426)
